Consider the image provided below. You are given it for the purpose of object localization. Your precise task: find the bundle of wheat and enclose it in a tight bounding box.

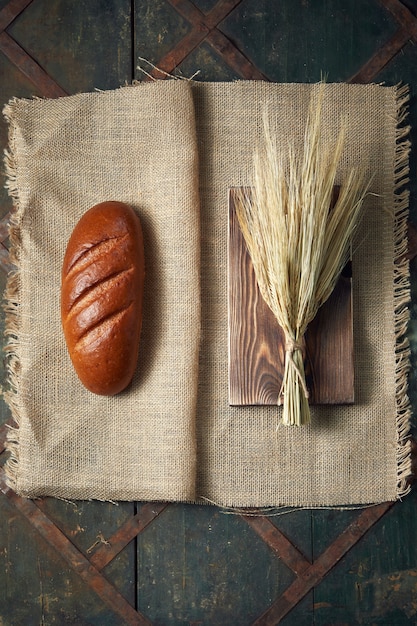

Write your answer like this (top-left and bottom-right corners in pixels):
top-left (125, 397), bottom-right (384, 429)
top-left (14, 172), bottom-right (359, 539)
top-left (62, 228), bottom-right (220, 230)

top-left (235, 84), bottom-right (371, 426)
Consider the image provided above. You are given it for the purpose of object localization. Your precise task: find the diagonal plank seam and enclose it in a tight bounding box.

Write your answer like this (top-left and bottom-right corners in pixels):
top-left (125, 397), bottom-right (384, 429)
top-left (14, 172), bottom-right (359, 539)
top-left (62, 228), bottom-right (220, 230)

top-left (0, 0), bottom-right (34, 33)
top-left (0, 469), bottom-right (153, 625)
top-left (0, 31), bottom-right (67, 97)
top-left (349, 0), bottom-right (417, 82)
top-left (379, 0), bottom-right (417, 36)
top-left (242, 515), bottom-right (312, 576)
top-left (348, 27), bottom-right (411, 83)
top-left (248, 503), bottom-right (393, 624)
top-left (0, 0), bottom-right (67, 97)
top-left (147, 0), bottom-right (267, 80)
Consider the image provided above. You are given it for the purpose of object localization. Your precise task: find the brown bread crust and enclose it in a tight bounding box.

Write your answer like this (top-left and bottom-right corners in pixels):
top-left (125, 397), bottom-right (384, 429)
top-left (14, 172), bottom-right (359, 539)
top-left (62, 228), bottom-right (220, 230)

top-left (61, 201), bottom-right (145, 395)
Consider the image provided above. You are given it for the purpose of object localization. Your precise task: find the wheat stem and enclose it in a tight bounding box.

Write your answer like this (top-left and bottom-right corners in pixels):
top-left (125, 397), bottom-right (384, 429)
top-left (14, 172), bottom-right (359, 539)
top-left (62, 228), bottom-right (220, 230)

top-left (235, 83), bottom-right (371, 426)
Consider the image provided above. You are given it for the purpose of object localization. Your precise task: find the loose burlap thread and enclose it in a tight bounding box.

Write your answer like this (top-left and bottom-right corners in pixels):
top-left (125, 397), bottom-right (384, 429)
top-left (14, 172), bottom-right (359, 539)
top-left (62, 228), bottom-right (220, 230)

top-left (3, 80), bottom-right (412, 507)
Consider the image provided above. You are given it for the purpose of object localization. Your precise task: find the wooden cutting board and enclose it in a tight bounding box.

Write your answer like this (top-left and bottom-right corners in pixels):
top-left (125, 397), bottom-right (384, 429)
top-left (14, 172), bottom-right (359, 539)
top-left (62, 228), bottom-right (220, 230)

top-left (228, 187), bottom-right (355, 406)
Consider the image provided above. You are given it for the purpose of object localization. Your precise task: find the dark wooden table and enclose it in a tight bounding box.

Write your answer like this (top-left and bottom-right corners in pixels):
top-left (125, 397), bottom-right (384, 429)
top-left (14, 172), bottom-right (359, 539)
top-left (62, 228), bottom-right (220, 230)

top-left (1, 1), bottom-right (417, 624)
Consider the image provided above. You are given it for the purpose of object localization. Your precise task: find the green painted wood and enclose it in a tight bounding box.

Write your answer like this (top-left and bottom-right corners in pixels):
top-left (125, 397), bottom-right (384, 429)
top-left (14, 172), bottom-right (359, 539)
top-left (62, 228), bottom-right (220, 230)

top-left (312, 492), bottom-right (417, 625)
top-left (37, 498), bottom-right (137, 608)
top-left (136, 504), bottom-right (292, 625)
top-left (8, 0), bottom-right (133, 93)
top-left (219, 0), bottom-right (397, 83)
top-left (1, 0), bottom-right (417, 624)
top-left (272, 509), bottom-right (313, 565)
top-left (0, 492), bottom-right (134, 625)
top-left (134, 0), bottom-right (192, 76)
top-left (178, 41), bottom-right (239, 81)
top-left (273, 510), bottom-right (314, 625)
top-left (192, 0), bottom-right (221, 13)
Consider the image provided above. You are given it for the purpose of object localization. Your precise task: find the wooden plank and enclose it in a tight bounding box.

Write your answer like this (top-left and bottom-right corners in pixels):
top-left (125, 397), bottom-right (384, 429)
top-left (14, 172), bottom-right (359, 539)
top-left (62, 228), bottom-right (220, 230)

top-left (242, 515), bottom-right (311, 574)
top-left (348, 28), bottom-right (411, 83)
top-left (7, 0), bottom-right (132, 94)
top-left (217, 0), bottom-right (397, 83)
top-left (253, 503), bottom-right (393, 625)
top-left (311, 490), bottom-right (417, 624)
top-left (141, 0), bottom-right (266, 81)
top-left (89, 502), bottom-right (169, 571)
top-left (0, 474), bottom-right (151, 625)
top-left (0, 485), bottom-right (139, 625)
top-left (379, 0), bottom-right (417, 37)
top-left (0, 0), bottom-right (34, 33)
top-left (1, 1), bottom-right (416, 624)
top-left (136, 503), bottom-right (293, 624)
top-left (228, 187), bottom-right (354, 406)
top-left (0, 31), bottom-right (67, 97)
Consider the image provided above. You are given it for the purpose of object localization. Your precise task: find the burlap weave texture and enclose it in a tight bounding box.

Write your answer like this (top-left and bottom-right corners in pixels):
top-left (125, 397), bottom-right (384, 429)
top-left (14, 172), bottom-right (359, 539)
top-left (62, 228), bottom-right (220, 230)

top-left (4, 80), bottom-right (201, 502)
top-left (192, 82), bottom-right (411, 507)
top-left (3, 80), bottom-right (412, 506)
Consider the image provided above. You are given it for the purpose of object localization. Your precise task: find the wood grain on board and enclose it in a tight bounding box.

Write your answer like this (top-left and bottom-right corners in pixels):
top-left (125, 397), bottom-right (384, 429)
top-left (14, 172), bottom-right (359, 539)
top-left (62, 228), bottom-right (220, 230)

top-left (228, 187), bottom-right (355, 406)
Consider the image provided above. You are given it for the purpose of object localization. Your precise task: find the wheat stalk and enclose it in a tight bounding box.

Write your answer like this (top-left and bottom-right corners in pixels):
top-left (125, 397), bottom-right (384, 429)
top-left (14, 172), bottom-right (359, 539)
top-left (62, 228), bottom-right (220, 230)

top-left (235, 84), bottom-right (371, 426)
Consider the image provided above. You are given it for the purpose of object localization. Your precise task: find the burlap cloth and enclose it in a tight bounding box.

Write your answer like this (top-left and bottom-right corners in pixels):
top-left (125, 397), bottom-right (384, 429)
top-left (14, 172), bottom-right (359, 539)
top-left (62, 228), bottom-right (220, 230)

top-left (3, 80), bottom-right (412, 507)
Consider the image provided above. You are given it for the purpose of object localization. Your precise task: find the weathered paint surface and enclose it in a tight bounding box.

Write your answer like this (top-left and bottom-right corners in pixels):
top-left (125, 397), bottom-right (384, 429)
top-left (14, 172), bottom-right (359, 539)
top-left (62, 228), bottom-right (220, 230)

top-left (1, 1), bottom-right (417, 624)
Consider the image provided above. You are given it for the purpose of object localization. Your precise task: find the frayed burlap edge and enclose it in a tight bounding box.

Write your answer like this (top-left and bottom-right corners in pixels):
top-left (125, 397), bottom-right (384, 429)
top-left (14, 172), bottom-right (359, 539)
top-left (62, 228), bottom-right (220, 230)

top-left (2, 98), bottom-right (24, 492)
top-left (393, 84), bottom-right (413, 499)
top-left (1, 83), bottom-right (414, 504)
top-left (196, 83), bottom-right (415, 513)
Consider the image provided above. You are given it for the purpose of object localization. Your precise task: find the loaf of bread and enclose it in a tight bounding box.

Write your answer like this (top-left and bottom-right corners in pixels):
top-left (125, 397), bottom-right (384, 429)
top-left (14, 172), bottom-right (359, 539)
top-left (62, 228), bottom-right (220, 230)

top-left (61, 201), bottom-right (145, 396)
